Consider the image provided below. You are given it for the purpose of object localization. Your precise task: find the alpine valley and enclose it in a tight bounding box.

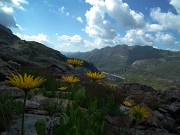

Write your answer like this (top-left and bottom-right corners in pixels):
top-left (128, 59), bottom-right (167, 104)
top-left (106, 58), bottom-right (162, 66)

top-left (63, 43), bottom-right (180, 90)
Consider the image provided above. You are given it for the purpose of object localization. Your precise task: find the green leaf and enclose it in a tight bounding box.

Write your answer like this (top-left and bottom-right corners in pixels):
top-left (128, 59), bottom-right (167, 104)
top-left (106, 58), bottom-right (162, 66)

top-left (35, 118), bottom-right (46, 135)
top-left (68, 126), bottom-right (78, 135)
top-left (52, 125), bottom-right (65, 135)
top-left (88, 98), bottom-right (97, 111)
top-left (74, 87), bottom-right (86, 103)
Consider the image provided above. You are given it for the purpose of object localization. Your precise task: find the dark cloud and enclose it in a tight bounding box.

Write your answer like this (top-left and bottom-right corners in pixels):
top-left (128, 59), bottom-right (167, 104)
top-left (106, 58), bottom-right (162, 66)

top-left (0, 11), bottom-right (19, 28)
top-left (0, 0), bottom-right (28, 28)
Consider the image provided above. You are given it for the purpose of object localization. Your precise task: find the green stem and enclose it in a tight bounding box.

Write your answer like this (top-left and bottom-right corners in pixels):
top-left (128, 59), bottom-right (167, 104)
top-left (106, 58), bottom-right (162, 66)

top-left (0, 102), bottom-right (7, 132)
top-left (68, 84), bottom-right (71, 104)
top-left (73, 66), bottom-right (76, 76)
top-left (21, 91), bottom-right (28, 135)
top-left (133, 119), bottom-right (139, 135)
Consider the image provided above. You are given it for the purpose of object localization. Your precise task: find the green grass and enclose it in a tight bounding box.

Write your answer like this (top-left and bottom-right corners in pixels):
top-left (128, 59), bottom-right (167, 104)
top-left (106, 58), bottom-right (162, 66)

top-left (122, 72), bottom-right (180, 91)
top-left (151, 61), bottom-right (180, 80)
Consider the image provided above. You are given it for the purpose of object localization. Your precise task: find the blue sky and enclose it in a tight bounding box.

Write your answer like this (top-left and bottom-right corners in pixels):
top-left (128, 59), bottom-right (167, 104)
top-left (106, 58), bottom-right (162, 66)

top-left (0, 0), bottom-right (180, 52)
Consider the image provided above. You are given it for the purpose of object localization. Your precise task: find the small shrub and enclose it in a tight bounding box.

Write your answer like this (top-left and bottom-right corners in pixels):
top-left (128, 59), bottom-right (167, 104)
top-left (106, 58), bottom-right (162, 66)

top-left (43, 102), bottom-right (63, 116)
top-left (158, 122), bottom-right (177, 133)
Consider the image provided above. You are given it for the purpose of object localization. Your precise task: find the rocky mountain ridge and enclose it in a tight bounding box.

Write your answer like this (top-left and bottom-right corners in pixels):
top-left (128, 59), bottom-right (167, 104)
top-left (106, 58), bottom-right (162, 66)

top-left (0, 24), bottom-right (98, 73)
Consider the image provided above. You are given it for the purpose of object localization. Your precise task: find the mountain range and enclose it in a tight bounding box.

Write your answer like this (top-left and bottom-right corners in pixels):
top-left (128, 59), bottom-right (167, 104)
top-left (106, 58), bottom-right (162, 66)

top-left (64, 44), bottom-right (180, 81)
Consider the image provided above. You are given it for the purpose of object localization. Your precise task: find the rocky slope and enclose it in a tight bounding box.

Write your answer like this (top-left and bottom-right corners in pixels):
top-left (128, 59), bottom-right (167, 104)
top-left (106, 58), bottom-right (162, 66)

top-left (0, 24), bottom-right (20, 45)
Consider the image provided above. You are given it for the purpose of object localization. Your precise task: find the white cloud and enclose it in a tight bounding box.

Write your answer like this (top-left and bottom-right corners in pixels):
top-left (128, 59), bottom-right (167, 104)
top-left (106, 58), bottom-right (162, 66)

top-left (2, 6), bottom-right (13, 14)
top-left (54, 43), bottom-right (70, 50)
top-left (165, 48), bottom-right (180, 52)
top-left (155, 32), bottom-right (176, 44)
top-left (76, 17), bottom-right (83, 23)
top-left (59, 6), bottom-right (65, 13)
top-left (66, 12), bottom-right (69, 16)
top-left (55, 34), bottom-right (97, 52)
top-left (146, 24), bottom-right (164, 32)
top-left (58, 34), bottom-right (85, 46)
top-left (0, 0), bottom-right (28, 10)
top-left (84, 0), bottom-right (149, 49)
top-left (44, 1), bottom-right (53, 7)
top-left (16, 23), bottom-right (23, 30)
top-left (83, 0), bottom-right (180, 50)
top-left (121, 29), bottom-right (154, 45)
top-left (15, 33), bottom-right (54, 48)
top-left (57, 33), bottom-right (121, 50)
top-left (12, 0), bottom-right (28, 10)
top-left (85, 2), bottom-right (117, 40)
top-left (150, 7), bottom-right (180, 32)
top-left (169, 0), bottom-right (180, 14)
top-left (105, 0), bottom-right (146, 28)
top-left (58, 6), bottom-right (70, 16)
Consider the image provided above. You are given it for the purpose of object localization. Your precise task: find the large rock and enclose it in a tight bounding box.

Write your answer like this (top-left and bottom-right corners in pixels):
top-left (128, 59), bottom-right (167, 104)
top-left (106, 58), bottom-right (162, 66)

top-left (15, 99), bottom-right (41, 110)
top-left (126, 90), bottom-right (158, 105)
top-left (0, 58), bottom-right (17, 81)
top-left (31, 95), bottom-right (49, 106)
top-left (153, 110), bottom-right (165, 121)
top-left (8, 114), bottom-right (59, 135)
top-left (164, 89), bottom-right (180, 101)
top-left (0, 85), bottom-right (24, 98)
top-left (168, 101), bottom-right (180, 117)
top-left (138, 103), bottom-right (160, 127)
top-left (129, 83), bottom-right (157, 94)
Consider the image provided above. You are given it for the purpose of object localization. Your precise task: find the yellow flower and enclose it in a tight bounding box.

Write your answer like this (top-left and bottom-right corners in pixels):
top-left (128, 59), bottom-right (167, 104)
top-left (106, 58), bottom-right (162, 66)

top-left (130, 105), bottom-right (149, 120)
top-left (6, 73), bottom-right (46, 92)
top-left (6, 73), bottom-right (46, 135)
top-left (108, 83), bottom-right (117, 87)
top-left (61, 76), bottom-right (80, 83)
top-left (58, 87), bottom-right (67, 91)
top-left (123, 101), bottom-right (132, 107)
top-left (67, 59), bottom-right (83, 67)
top-left (85, 71), bottom-right (105, 81)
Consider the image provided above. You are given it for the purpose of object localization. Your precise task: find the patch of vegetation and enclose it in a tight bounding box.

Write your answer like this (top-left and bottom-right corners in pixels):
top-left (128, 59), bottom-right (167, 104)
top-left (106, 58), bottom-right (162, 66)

top-left (158, 122), bottom-right (177, 134)
top-left (0, 92), bottom-right (23, 132)
top-left (122, 72), bottom-right (180, 91)
top-left (43, 102), bottom-right (63, 116)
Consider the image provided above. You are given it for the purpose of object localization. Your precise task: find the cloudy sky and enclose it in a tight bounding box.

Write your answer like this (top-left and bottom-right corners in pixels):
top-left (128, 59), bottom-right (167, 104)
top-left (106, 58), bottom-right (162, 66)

top-left (0, 0), bottom-right (180, 52)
